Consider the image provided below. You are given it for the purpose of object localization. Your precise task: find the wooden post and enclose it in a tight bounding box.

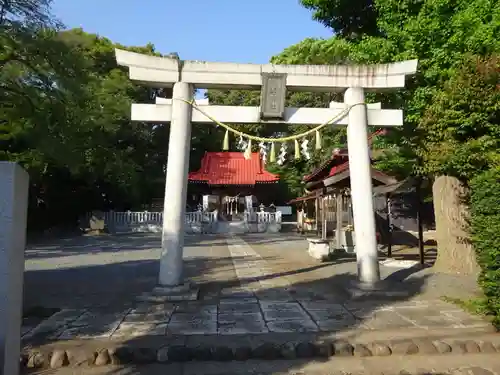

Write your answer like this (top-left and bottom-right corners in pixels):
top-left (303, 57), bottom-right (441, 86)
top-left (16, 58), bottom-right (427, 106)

top-left (386, 193), bottom-right (393, 258)
top-left (322, 197), bottom-right (327, 240)
top-left (315, 196), bottom-right (320, 236)
top-left (416, 177), bottom-right (425, 265)
top-left (335, 192), bottom-right (343, 249)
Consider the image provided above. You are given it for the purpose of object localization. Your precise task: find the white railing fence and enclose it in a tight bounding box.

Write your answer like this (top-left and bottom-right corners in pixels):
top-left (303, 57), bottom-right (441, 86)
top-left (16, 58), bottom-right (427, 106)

top-left (185, 211), bottom-right (218, 223)
top-left (85, 210), bottom-right (218, 231)
top-left (244, 211), bottom-right (282, 224)
top-left (100, 211), bottom-right (163, 226)
top-left (84, 209), bottom-right (281, 234)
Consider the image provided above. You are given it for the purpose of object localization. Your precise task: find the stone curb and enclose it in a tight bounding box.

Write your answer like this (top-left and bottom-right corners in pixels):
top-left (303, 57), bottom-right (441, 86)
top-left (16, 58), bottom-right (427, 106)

top-left (21, 337), bottom-right (500, 370)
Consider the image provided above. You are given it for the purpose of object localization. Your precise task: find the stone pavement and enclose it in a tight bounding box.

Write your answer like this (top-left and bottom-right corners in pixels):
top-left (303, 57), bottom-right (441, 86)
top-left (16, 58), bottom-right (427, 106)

top-left (22, 233), bottom-right (492, 343)
top-left (20, 232), bottom-right (499, 373)
top-left (244, 233), bottom-right (482, 302)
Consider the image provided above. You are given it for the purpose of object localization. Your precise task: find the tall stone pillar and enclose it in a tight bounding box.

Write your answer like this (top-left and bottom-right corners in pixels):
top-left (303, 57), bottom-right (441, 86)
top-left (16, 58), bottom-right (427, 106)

top-left (0, 162), bottom-right (29, 375)
top-left (344, 87), bottom-right (381, 285)
top-left (159, 82), bottom-right (193, 286)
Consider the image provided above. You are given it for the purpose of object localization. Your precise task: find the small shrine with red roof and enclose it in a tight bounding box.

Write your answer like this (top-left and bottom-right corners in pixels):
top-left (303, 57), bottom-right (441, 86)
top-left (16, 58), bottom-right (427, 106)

top-left (289, 130), bottom-right (414, 255)
top-left (188, 151), bottom-right (280, 219)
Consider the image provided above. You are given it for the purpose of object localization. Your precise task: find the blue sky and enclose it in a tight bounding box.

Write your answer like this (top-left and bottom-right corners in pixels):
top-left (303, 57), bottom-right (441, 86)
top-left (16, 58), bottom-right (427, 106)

top-left (51, 0), bottom-right (333, 64)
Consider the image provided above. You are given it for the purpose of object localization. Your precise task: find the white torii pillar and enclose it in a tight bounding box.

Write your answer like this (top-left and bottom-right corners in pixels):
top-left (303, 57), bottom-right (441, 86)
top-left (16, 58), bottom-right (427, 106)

top-left (344, 88), bottom-right (380, 284)
top-left (115, 49), bottom-right (417, 290)
top-left (158, 82), bottom-right (193, 286)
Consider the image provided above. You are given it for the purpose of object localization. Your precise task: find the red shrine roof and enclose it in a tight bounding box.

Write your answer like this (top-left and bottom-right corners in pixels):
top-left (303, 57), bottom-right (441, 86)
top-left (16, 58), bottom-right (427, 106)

top-left (288, 165), bottom-right (397, 204)
top-left (188, 152), bottom-right (279, 186)
top-left (303, 129), bottom-right (387, 183)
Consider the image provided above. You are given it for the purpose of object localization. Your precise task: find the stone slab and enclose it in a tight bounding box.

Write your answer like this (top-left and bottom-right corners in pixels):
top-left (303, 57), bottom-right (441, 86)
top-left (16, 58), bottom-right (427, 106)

top-left (122, 312), bottom-right (171, 324)
top-left (137, 287), bottom-right (199, 302)
top-left (166, 320), bottom-right (217, 335)
top-left (220, 289), bottom-right (255, 299)
top-left (218, 298), bottom-right (258, 305)
top-left (300, 302), bottom-right (354, 321)
top-left (359, 311), bottom-right (417, 330)
top-left (266, 319), bottom-right (319, 333)
top-left (218, 302), bottom-right (261, 314)
top-left (112, 323), bottom-right (168, 338)
top-left (396, 307), bottom-right (463, 328)
top-left (169, 311), bottom-right (216, 324)
top-left (57, 310), bottom-right (129, 339)
top-left (316, 317), bottom-right (364, 331)
top-left (22, 309), bottom-right (86, 341)
top-left (129, 303), bottom-right (175, 315)
top-left (218, 312), bottom-right (262, 324)
top-left (218, 313), bottom-right (269, 334)
top-left (174, 304), bottom-right (217, 315)
top-left (255, 291), bottom-right (295, 302)
top-left (260, 302), bottom-right (310, 322)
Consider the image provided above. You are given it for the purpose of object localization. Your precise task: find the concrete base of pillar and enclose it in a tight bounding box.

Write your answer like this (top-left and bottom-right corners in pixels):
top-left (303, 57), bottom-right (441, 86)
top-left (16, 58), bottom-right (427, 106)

top-left (137, 283), bottom-right (199, 302)
top-left (346, 279), bottom-right (411, 299)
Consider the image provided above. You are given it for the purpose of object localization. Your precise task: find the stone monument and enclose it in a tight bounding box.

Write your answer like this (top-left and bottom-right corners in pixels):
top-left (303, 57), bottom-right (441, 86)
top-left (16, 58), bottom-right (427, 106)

top-left (0, 162), bottom-right (29, 375)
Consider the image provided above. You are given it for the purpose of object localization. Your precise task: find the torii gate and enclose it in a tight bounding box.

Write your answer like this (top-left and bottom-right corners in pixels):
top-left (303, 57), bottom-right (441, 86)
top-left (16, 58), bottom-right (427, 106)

top-left (115, 49), bottom-right (418, 296)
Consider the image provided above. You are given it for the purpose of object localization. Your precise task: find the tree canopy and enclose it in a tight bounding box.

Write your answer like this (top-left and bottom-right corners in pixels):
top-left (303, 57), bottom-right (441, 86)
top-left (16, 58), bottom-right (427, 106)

top-left (2, 0), bottom-right (500, 241)
top-left (299, 0), bottom-right (378, 39)
top-left (1, 1), bottom-right (171, 230)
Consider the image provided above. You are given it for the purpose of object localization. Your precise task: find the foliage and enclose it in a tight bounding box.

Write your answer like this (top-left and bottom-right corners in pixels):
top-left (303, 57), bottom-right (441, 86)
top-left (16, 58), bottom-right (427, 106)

top-left (440, 296), bottom-right (490, 318)
top-left (278, 0), bottom-right (500, 180)
top-left (0, 0), bottom-right (60, 27)
top-left (299, 0), bottom-right (378, 39)
top-left (0, 5), bottom-right (169, 231)
top-left (418, 55), bottom-right (500, 179)
top-left (2, 0), bottom-right (498, 238)
top-left (469, 168), bottom-right (500, 327)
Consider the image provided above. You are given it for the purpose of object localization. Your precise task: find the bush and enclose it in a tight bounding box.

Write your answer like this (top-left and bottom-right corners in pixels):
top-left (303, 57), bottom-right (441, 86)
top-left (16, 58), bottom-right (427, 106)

top-left (470, 168), bottom-right (500, 327)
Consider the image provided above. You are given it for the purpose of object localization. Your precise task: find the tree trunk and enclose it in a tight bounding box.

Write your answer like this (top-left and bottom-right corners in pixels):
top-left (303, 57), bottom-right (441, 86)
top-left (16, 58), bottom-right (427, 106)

top-left (432, 175), bottom-right (479, 275)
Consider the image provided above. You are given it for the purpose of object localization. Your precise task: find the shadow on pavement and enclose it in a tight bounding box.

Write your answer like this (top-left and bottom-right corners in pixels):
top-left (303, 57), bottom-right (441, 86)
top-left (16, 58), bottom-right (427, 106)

top-left (24, 233), bottom-right (231, 260)
top-left (21, 233), bottom-right (481, 375)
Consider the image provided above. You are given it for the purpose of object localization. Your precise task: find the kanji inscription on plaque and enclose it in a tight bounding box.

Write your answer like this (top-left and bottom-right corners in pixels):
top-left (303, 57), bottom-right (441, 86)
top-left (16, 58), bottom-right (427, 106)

top-left (260, 73), bottom-right (287, 119)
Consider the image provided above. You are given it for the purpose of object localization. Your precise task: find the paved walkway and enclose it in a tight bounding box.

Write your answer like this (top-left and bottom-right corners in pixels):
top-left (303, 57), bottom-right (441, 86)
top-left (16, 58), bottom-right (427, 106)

top-left (22, 233), bottom-right (492, 343)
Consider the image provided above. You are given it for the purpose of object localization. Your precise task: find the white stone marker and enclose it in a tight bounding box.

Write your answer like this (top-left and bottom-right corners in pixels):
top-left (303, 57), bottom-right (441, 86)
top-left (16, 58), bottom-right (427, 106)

top-left (159, 82), bottom-right (193, 286)
top-left (0, 162), bottom-right (29, 375)
top-left (344, 88), bottom-right (380, 284)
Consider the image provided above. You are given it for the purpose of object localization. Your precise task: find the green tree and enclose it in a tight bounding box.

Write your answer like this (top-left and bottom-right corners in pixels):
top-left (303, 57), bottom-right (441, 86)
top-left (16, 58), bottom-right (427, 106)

top-left (1, 21), bottom-right (170, 230)
top-left (285, 0), bottom-right (500, 275)
top-left (470, 167), bottom-right (500, 326)
top-left (419, 55), bottom-right (500, 274)
top-left (0, 0), bottom-right (60, 27)
top-left (299, 0), bottom-right (378, 39)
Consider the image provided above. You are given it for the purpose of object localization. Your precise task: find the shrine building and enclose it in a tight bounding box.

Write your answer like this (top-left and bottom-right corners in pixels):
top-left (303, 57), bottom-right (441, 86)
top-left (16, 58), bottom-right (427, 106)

top-left (290, 130), bottom-right (422, 255)
top-left (187, 151), bottom-right (280, 220)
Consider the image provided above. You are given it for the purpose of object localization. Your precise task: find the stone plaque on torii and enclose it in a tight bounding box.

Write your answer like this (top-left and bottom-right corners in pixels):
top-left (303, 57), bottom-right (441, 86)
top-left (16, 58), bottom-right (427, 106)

top-left (115, 49), bottom-right (418, 297)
